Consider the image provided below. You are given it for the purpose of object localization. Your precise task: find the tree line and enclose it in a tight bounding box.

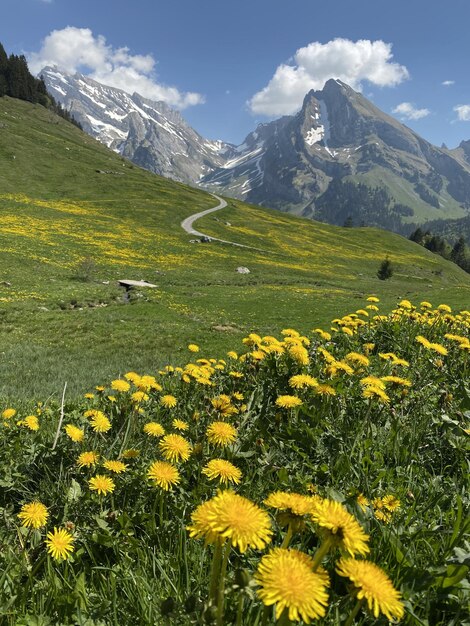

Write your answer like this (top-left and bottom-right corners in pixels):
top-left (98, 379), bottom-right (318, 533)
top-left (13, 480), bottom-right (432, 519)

top-left (409, 228), bottom-right (470, 274)
top-left (0, 42), bottom-right (81, 129)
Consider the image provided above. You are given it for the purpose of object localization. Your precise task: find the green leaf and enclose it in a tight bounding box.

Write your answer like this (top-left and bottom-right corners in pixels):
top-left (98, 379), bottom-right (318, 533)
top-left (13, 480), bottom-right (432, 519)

top-left (66, 478), bottom-right (82, 502)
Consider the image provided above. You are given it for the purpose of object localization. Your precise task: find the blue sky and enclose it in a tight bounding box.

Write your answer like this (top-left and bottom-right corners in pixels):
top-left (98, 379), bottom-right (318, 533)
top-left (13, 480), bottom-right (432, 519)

top-left (2, 0), bottom-right (470, 147)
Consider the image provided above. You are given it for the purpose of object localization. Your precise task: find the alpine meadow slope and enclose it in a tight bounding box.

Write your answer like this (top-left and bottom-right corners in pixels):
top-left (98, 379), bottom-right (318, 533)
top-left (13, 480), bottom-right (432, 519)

top-left (0, 96), bottom-right (469, 399)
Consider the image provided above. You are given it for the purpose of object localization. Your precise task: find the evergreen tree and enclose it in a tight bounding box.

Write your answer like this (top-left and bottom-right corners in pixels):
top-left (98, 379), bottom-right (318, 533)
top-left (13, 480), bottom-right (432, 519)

top-left (377, 257), bottom-right (393, 280)
top-left (0, 42), bottom-right (7, 97)
top-left (450, 236), bottom-right (467, 266)
top-left (409, 227), bottom-right (424, 244)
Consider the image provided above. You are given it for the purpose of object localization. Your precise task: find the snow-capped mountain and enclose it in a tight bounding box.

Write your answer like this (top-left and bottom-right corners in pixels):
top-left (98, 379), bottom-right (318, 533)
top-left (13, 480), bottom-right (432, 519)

top-left (43, 67), bottom-right (470, 232)
top-left (202, 79), bottom-right (470, 230)
top-left (41, 66), bottom-right (235, 184)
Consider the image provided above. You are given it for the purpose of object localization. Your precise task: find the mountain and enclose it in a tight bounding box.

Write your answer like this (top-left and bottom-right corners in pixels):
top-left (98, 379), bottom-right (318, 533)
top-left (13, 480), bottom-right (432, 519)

top-left (203, 80), bottom-right (470, 231)
top-left (43, 68), bottom-right (470, 233)
top-left (40, 66), bottom-right (235, 184)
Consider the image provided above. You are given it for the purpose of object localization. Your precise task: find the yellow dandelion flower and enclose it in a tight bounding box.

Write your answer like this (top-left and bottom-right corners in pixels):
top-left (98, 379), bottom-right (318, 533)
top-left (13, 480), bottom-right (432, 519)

top-left (416, 335), bottom-right (432, 348)
top-left (275, 395), bottom-right (302, 409)
top-left (2, 408), bottom-right (16, 420)
top-left (90, 413), bottom-right (111, 433)
top-left (288, 344), bottom-right (309, 365)
top-left (189, 490), bottom-right (272, 552)
top-left (206, 421), bottom-right (237, 446)
top-left (160, 394), bottom-right (177, 408)
top-left (264, 492), bottom-right (320, 519)
top-left (381, 495), bottom-right (401, 512)
top-left (311, 499), bottom-right (370, 557)
top-left (187, 499), bottom-right (222, 545)
top-left (243, 333), bottom-right (262, 347)
top-left (159, 434), bottom-right (191, 463)
top-left (23, 415), bottom-right (39, 431)
top-left (227, 351), bottom-right (238, 359)
top-left (360, 376), bottom-right (385, 389)
top-left (103, 460), bottom-right (128, 474)
top-left (172, 418), bottom-right (189, 431)
top-left (202, 459), bottom-right (242, 485)
top-left (362, 386), bottom-right (390, 403)
top-left (124, 371), bottom-right (140, 383)
top-left (84, 393), bottom-right (94, 399)
top-left (357, 493), bottom-right (369, 512)
top-left (95, 385), bottom-right (105, 392)
top-left (399, 299), bottom-right (413, 309)
top-left (313, 329), bottom-right (332, 341)
top-left (420, 301), bottom-right (432, 309)
top-left (111, 379), bottom-right (130, 392)
top-left (64, 424), bottom-right (84, 443)
top-left (289, 374), bottom-right (318, 389)
top-left (147, 460), bottom-right (180, 490)
top-left (89, 474), bottom-right (115, 495)
top-left (131, 391), bottom-right (149, 403)
top-left (255, 548), bottom-right (329, 623)
top-left (336, 558), bottom-right (404, 620)
top-left (143, 422), bottom-right (165, 437)
top-left (188, 343), bottom-right (199, 352)
top-left (45, 527), bottom-right (75, 561)
top-left (229, 370), bottom-right (243, 378)
top-left (315, 384), bottom-right (336, 397)
top-left (366, 296), bottom-right (380, 302)
top-left (77, 451), bottom-right (99, 468)
top-left (437, 304), bottom-right (451, 313)
top-left (429, 342), bottom-right (448, 356)
top-left (345, 353), bottom-right (370, 367)
top-left (18, 501), bottom-right (49, 529)
top-left (342, 327), bottom-right (354, 336)
top-left (381, 376), bottom-right (412, 387)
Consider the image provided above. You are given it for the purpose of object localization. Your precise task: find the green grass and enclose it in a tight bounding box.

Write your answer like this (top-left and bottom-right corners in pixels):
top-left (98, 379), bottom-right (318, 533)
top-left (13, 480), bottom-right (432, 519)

top-left (0, 303), bottom-right (468, 625)
top-left (0, 96), bottom-right (469, 400)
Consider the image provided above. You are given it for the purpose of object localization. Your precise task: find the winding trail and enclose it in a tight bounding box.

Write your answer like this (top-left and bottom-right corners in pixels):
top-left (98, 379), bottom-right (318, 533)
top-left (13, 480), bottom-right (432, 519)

top-left (180, 193), bottom-right (267, 251)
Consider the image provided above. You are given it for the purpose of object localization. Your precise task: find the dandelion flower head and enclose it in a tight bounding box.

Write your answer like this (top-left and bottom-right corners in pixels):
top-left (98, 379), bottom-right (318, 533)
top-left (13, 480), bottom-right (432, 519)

top-left (336, 558), bottom-right (404, 620)
top-left (255, 548), bottom-right (330, 623)
top-left (18, 501), bottom-right (49, 529)
top-left (45, 527), bottom-right (75, 561)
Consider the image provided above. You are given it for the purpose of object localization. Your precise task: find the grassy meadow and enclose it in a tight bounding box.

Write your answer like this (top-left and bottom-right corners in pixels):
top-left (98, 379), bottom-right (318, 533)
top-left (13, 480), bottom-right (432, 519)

top-left (0, 97), bottom-right (469, 400)
top-left (0, 97), bottom-right (469, 626)
top-left (0, 299), bottom-right (468, 625)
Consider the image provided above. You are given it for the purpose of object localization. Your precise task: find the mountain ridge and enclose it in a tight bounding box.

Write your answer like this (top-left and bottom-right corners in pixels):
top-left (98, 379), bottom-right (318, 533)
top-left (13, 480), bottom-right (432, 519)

top-left (42, 68), bottom-right (470, 233)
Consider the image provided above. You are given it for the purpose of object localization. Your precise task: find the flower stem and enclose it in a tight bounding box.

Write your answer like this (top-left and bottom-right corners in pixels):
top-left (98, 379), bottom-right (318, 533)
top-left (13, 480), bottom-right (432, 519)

top-left (281, 523), bottom-right (293, 549)
top-left (209, 541), bottom-right (224, 604)
top-left (310, 536), bottom-right (333, 571)
top-left (343, 598), bottom-right (364, 626)
top-left (235, 593), bottom-right (244, 626)
top-left (216, 543), bottom-right (231, 626)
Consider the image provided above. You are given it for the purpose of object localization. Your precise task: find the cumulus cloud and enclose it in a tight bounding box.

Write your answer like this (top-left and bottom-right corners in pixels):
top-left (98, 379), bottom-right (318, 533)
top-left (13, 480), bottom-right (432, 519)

top-left (392, 102), bottom-right (430, 120)
top-left (454, 105), bottom-right (470, 121)
top-left (28, 27), bottom-right (204, 109)
top-left (248, 38), bottom-right (409, 116)
top-left (442, 80), bottom-right (455, 86)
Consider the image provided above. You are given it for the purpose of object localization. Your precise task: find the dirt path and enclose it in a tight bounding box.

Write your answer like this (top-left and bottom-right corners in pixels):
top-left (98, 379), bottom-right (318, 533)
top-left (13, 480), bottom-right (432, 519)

top-left (180, 194), bottom-right (267, 251)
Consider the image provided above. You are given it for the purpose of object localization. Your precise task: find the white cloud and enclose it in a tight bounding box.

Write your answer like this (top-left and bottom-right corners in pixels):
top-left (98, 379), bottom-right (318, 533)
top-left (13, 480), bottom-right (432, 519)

top-left (442, 80), bottom-right (455, 86)
top-left (392, 102), bottom-right (430, 120)
top-left (28, 27), bottom-right (204, 109)
top-left (248, 38), bottom-right (409, 116)
top-left (454, 105), bottom-right (470, 121)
